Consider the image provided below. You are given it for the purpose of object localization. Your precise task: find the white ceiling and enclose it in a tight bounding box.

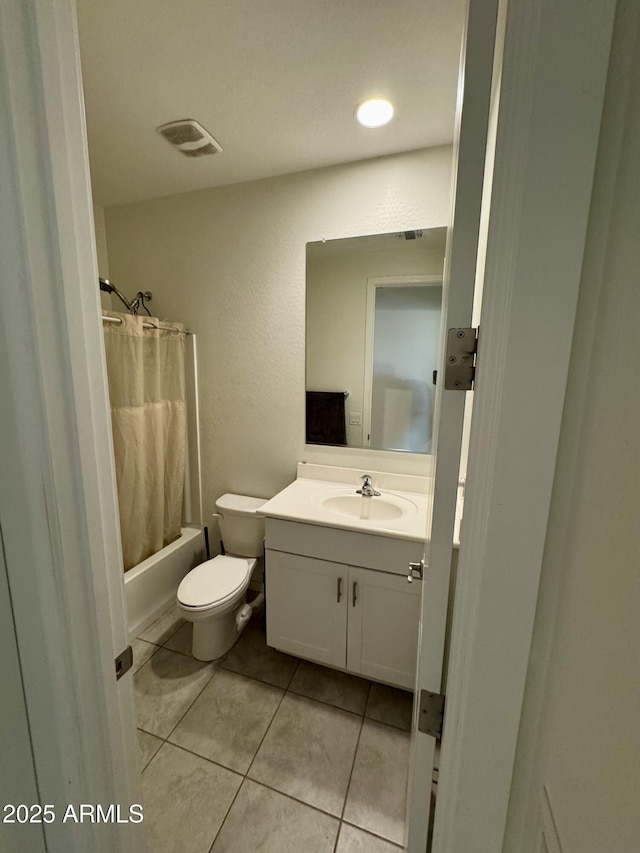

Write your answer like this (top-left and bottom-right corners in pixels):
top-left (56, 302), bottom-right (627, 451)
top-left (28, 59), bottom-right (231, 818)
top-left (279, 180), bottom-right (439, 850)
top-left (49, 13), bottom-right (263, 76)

top-left (77, 0), bottom-right (466, 207)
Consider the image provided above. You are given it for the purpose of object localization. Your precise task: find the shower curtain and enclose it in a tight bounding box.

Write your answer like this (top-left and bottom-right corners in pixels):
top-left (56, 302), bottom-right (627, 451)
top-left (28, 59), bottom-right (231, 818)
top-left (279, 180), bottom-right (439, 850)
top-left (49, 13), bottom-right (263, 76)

top-left (103, 311), bottom-right (186, 571)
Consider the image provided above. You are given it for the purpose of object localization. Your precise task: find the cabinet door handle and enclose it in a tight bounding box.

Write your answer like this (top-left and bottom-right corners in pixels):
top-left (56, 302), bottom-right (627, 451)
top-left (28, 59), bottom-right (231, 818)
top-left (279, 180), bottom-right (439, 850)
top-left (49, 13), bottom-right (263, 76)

top-left (337, 577), bottom-right (342, 603)
top-left (352, 581), bottom-right (358, 607)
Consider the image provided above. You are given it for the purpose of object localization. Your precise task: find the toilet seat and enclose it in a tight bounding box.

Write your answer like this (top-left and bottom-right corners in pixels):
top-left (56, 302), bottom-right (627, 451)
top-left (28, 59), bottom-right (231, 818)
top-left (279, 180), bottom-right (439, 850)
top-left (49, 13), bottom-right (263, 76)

top-left (177, 555), bottom-right (253, 611)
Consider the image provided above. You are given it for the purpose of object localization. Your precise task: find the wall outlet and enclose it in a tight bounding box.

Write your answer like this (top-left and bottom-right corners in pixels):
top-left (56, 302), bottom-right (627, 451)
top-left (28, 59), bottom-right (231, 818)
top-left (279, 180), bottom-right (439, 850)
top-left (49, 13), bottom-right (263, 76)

top-left (349, 412), bottom-right (362, 425)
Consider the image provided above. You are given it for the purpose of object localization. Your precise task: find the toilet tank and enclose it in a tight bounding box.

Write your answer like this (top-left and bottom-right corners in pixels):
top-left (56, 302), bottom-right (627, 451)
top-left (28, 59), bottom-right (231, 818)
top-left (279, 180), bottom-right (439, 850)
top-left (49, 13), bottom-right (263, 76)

top-left (215, 494), bottom-right (266, 557)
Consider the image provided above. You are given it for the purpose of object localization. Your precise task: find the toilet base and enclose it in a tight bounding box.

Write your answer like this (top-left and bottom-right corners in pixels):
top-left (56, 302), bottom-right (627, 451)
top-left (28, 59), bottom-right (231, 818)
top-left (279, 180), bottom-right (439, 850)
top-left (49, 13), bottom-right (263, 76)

top-left (191, 604), bottom-right (243, 661)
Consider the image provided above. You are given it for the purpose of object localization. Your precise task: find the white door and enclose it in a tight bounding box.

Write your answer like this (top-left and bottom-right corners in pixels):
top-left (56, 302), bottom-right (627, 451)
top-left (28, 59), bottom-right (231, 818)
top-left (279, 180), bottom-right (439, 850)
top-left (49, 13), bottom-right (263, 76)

top-left (265, 551), bottom-right (347, 667)
top-left (347, 566), bottom-right (421, 689)
top-left (405, 0), bottom-right (501, 849)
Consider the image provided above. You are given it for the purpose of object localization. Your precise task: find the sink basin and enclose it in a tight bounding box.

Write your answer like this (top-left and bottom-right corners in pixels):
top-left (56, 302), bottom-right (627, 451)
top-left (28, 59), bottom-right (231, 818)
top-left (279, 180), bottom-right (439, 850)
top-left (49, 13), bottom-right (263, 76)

top-left (320, 493), bottom-right (411, 521)
top-left (260, 472), bottom-right (432, 540)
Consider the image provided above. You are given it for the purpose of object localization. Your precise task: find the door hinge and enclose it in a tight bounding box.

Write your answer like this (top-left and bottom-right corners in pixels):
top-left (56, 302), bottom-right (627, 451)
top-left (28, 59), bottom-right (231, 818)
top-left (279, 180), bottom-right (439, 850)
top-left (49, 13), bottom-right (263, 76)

top-left (115, 645), bottom-right (133, 680)
top-left (444, 327), bottom-right (479, 390)
top-left (407, 559), bottom-right (425, 583)
top-left (418, 689), bottom-right (445, 738)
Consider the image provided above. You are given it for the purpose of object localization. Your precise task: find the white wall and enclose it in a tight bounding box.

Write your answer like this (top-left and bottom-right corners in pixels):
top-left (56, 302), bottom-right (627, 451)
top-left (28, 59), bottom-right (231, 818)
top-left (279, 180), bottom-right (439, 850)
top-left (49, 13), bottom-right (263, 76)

top-left (504, 1), bottom-right (640, 850)
top-left (105, 147), bottom-right (453, 517)
top-left (306, 242), bottom-right (445, 446)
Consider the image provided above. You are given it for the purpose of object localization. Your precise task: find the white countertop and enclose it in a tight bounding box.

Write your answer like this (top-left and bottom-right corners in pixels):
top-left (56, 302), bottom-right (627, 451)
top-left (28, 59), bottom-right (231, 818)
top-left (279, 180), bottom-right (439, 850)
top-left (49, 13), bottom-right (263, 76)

top-left (260, 465), bottom-right (463, 547)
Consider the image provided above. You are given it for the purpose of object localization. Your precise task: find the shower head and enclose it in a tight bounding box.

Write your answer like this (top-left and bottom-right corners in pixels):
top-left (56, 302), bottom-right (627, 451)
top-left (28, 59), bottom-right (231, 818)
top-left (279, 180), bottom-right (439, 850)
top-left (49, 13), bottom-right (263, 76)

top-left (99, 278), bottom-right (134, 312)
top-left (98, 278), bottom-right (153, 316)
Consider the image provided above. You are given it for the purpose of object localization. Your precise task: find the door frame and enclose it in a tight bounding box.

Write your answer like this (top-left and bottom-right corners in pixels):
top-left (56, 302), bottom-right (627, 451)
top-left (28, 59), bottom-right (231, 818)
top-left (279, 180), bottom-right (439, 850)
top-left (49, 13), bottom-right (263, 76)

top-left (362, 275), bottom-right (443, 451)
top-left (0, 1), bottom-right (616, 852)
top-left (431, 0), bottom-right (616, 850)
top-left (0, 1), bottom-right (142, 851)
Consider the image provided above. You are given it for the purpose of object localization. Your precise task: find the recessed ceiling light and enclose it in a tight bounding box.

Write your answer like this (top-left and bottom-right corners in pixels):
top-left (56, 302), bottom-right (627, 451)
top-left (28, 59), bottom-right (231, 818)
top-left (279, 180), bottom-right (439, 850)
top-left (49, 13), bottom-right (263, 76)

top-left (355, 98), bottom-right (395, 128)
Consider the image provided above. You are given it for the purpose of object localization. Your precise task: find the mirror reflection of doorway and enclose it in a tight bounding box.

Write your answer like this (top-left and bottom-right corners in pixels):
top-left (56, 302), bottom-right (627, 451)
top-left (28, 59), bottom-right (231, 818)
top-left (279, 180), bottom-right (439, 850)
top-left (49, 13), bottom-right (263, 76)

top-left (363, 278), bottom-right (443, 453)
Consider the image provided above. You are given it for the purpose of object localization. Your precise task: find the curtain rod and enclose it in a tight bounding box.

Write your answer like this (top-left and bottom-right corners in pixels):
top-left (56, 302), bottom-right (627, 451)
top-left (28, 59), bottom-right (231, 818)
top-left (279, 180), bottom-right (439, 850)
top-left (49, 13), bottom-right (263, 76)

top-left (101, 314), bottom-right (193, 335)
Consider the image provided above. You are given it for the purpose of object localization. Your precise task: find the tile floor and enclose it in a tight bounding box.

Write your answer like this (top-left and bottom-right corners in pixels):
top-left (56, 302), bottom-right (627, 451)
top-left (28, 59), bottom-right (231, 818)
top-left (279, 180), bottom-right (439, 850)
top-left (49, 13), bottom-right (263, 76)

top-left (133, 605), bottom-right (413, 852)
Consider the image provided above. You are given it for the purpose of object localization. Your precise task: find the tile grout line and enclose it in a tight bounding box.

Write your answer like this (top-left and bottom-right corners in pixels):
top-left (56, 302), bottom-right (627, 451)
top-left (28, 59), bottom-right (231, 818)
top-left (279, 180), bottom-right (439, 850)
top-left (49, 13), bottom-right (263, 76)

top-left (146, 734), bottom-right (404, 846)
top-left (134, 619), bottom-right (187, 773)
top-left (243, 659), bottom-right (298, 780)
top-left (160, 739), bottom-right (247, 779)
top-left (340, 819), bottom-right (405, 850)
top-left (222, 660), bottom-right (299, 691)
top-left (137, 605), bottom-right (185, 645)
top-left (141, 685), bottom-right (409, 810)
top-left (137, 615), bottom-right (409, 848)
top-left (144, 669), bottom-right (370, 800)
top-left (287, 683), bottom-right (371, 716)
top-left (137, 666), bottom-right (216, 774)
top-left (243, 654), bottom-right (366, 830)
top-left (212, 652), bottom-right (387, 723)
top-left (137, 621), bottom-right (293, 768)
top-left (205, 772), bottom-right (244, 853)
top-left (139, 652), bottom-right (408, 746)
top-left (144, 663), bottom-right (405, 799)
top-left (362, 714), bottom-right (412, 733)
top-left (149, 618), bottom-right (388, 718)
top-left (140, 648), bottom-right (297, 849)
top-left (138, 619), bottom-right (351, 845)
top-left (132, 641), bottom-right (162, 675)
top-left (162, 661), bottom-right (224, 744)
top-left (206, 775), bottom-right (349, 853)
top-left (206, 660), bottom-right (298, 852)
top-left (244, 777), bottom-right (343, 822)
top-left (332, 681), bottom-right (371, 853)
top-left (137, 663), bottom-right (223, 757)
top-left (161, 738), bottom-right (352, 825)
top-left (137, 730), bottom-right (163, 773)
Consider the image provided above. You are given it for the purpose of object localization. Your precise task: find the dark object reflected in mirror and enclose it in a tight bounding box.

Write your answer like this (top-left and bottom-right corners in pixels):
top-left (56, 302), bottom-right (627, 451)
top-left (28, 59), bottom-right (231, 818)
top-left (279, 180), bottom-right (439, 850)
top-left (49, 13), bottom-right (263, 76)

top-left (306, 228), bottom-right (446, 454)
top-left (306, 391), bottom-right (347, 446)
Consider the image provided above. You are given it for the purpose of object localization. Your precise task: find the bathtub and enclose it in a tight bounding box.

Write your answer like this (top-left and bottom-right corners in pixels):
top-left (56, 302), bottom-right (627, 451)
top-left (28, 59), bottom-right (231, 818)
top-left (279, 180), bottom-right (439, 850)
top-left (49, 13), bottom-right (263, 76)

top-left (124, 526), bottom-right (205, 639)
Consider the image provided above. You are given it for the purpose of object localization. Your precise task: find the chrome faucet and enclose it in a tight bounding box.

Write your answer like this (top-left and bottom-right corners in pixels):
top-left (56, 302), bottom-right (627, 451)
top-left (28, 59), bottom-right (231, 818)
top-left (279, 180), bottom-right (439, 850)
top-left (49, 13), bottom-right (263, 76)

top-left (356, 474), bottom-right (381, 497)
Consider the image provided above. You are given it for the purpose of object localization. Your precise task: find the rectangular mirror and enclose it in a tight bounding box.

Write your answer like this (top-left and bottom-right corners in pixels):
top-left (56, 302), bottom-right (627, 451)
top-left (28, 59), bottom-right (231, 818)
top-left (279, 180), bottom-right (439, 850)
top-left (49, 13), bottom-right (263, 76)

top-left (306, 228), bottom-right (446, 453)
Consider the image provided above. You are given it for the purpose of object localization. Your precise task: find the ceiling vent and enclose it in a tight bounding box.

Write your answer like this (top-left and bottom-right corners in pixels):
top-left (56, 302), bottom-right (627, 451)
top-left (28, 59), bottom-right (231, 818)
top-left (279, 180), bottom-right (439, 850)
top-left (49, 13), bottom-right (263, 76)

top-left (157, 119), bottom-right (223, 157)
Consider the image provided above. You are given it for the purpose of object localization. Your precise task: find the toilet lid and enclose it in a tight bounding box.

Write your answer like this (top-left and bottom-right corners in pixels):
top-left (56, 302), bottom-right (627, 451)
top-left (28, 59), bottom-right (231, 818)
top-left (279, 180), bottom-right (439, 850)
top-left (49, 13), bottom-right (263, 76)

top-left (177, 556), bottom-right (250, 609)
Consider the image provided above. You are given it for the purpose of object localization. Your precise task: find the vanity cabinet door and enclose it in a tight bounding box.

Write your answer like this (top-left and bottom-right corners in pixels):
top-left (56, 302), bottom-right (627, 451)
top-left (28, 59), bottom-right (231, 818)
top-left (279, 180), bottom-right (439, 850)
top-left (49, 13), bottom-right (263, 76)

top-left (346, 566), bottom-right (421, 690)
top-left (265, 550), bottom-right (347, 668)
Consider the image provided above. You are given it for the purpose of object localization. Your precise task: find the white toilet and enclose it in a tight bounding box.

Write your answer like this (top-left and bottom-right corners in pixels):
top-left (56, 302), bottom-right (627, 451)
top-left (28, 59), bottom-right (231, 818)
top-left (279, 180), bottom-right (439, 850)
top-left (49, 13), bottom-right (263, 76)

top-left (176, 494), bottom-right (266, 661)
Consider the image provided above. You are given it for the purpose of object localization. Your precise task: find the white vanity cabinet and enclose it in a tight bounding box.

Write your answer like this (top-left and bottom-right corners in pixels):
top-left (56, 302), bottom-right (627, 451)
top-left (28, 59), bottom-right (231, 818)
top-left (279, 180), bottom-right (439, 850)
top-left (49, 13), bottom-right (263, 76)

top-left (265, 518), bottom-right (424, 689)
top-left (265, 551), bottom-right (347, 669)
top-left (346, 566), bottom-right (420, 689)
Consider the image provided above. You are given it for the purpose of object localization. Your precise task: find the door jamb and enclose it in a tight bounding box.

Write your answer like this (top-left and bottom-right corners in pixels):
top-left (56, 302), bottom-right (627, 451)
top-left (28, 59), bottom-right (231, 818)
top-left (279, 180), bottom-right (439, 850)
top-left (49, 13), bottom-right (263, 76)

top-left (432, 1), bottom-right (616, 851)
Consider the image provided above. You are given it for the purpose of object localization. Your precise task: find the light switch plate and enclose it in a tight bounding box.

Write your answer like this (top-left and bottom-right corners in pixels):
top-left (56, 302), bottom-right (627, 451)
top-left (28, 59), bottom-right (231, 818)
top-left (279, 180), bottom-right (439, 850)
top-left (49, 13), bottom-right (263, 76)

top-left (349, 412), bottom-right (362, 425)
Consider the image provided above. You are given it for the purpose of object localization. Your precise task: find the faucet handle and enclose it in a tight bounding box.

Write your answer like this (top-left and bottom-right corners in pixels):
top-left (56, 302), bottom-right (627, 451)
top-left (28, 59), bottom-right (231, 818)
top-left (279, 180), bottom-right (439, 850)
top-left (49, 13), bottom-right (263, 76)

top-left (356, 474), bottom-right (381, 497)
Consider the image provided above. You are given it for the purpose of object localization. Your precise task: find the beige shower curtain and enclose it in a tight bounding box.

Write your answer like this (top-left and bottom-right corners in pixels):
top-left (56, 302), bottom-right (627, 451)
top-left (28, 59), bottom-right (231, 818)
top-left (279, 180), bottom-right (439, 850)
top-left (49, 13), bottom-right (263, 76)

top-left (103, 312), bottom-right (186, 571)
